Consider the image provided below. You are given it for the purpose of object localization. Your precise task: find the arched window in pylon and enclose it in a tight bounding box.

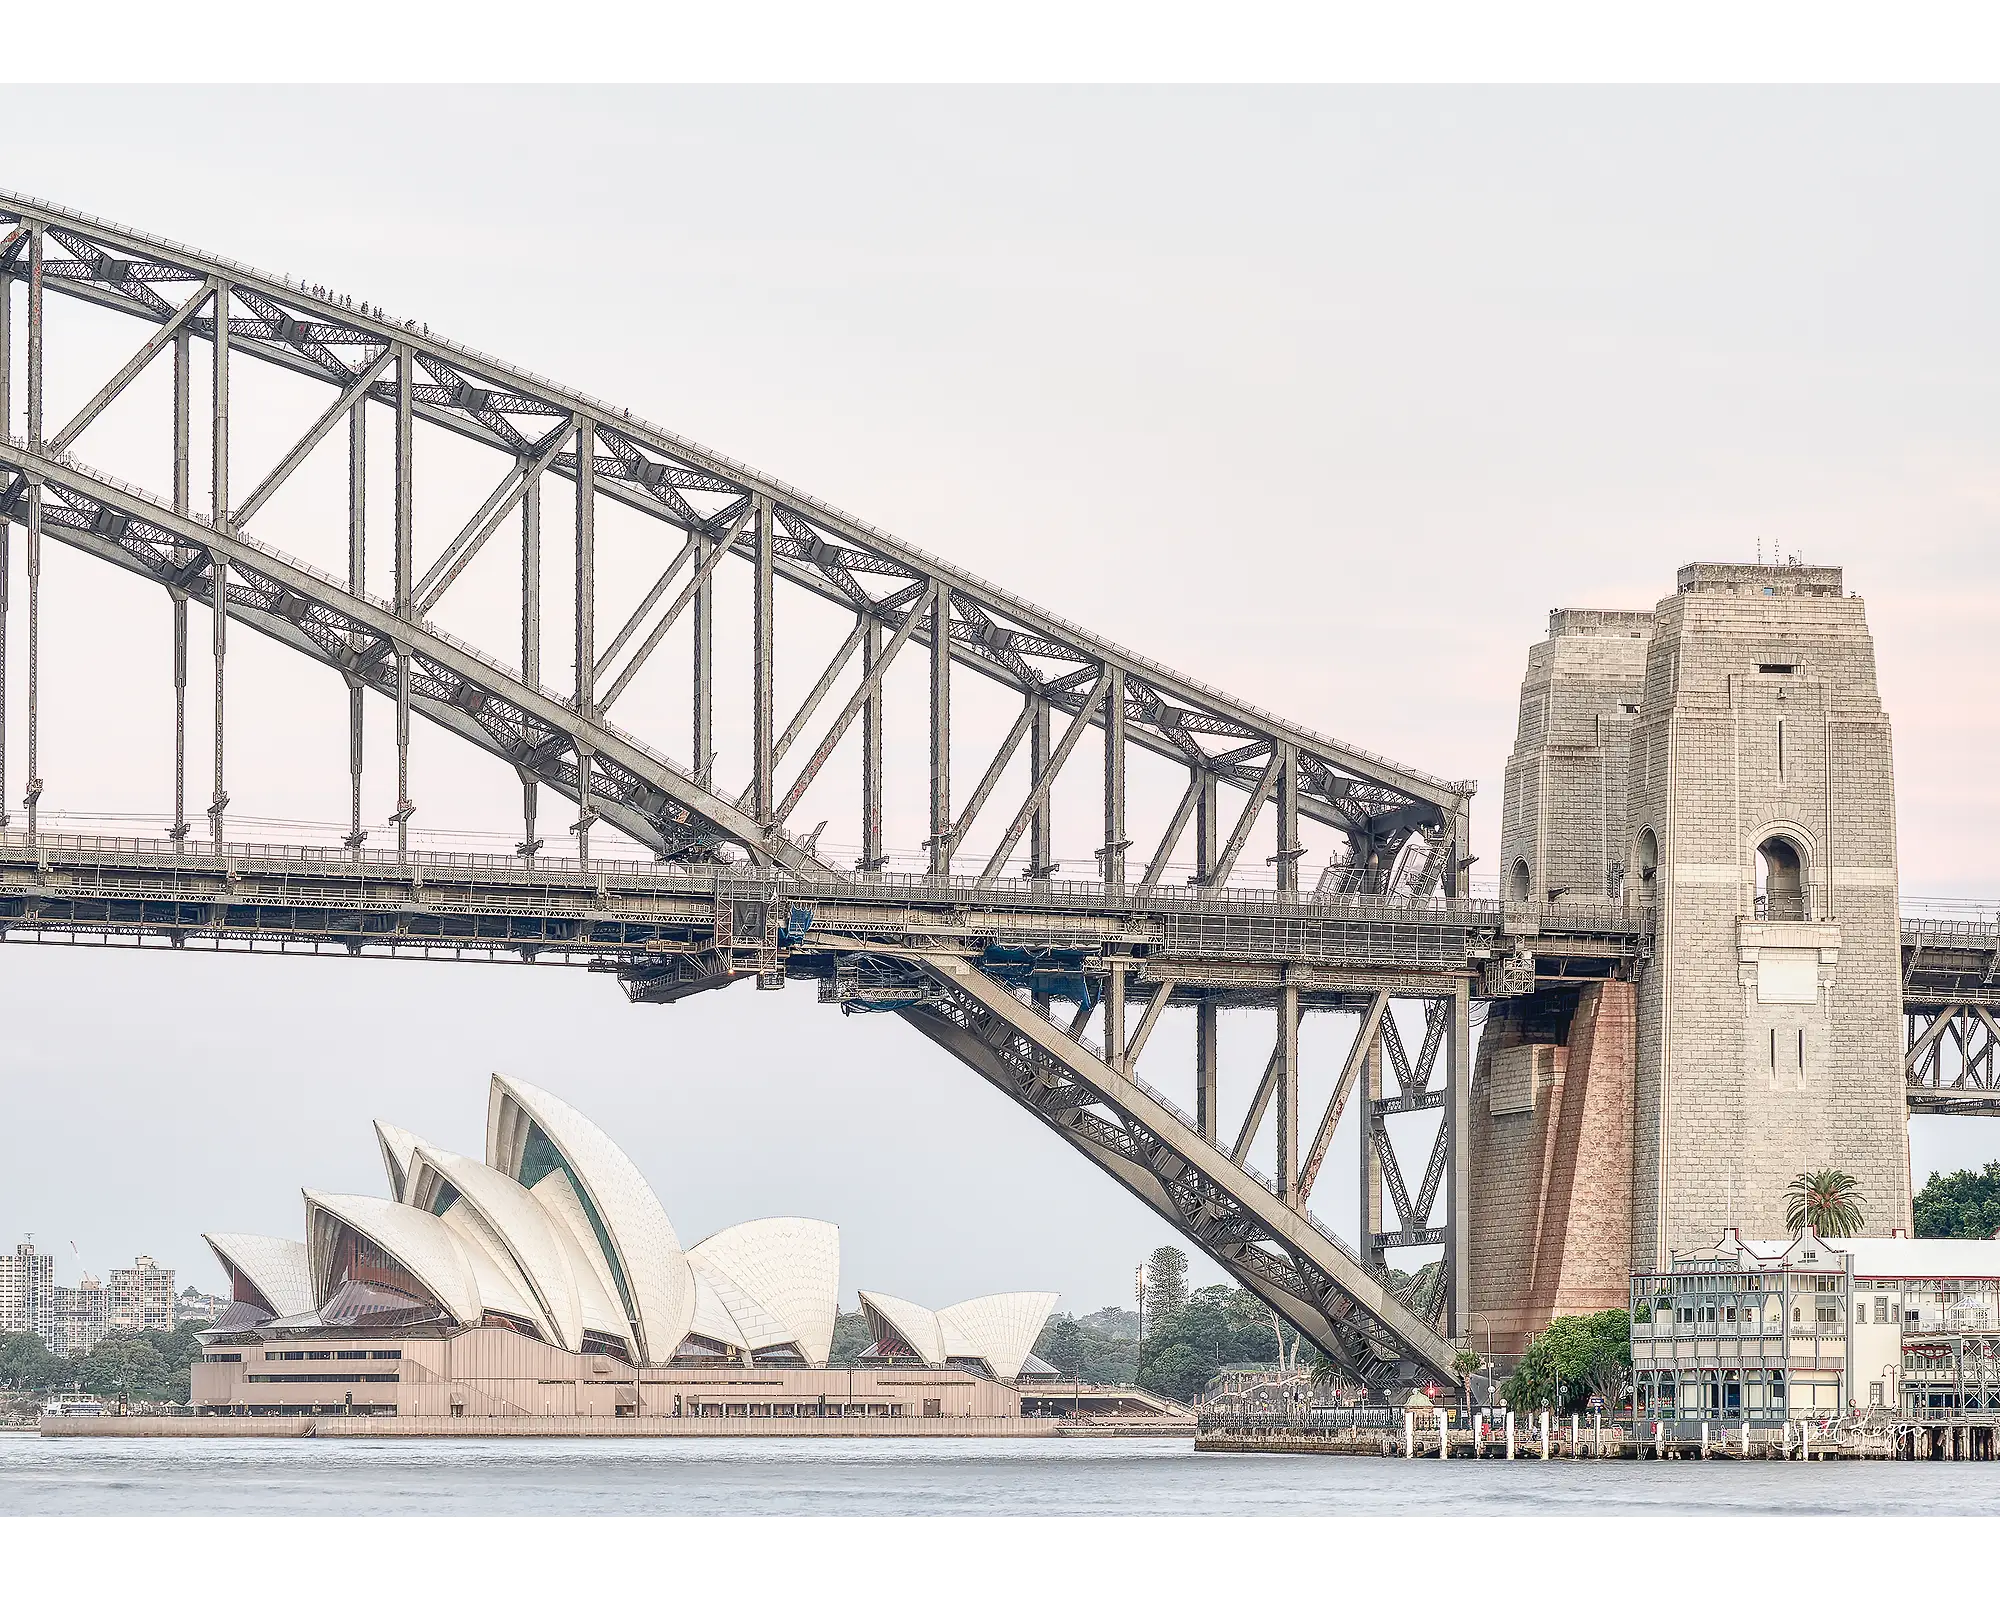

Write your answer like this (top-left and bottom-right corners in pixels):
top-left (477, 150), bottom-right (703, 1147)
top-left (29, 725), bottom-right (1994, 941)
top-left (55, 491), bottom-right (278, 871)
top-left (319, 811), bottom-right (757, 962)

top-left (1756, 834), bottom-right (1807, 921)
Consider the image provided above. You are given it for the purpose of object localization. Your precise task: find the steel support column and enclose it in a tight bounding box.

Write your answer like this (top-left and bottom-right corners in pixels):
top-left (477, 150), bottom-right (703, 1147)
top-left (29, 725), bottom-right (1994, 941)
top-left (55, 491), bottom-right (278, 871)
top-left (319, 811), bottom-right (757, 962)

top-left (1276, 979), bottom-right (1300, 1201)
top-left (1275, 742), bottom-right (1300, 899)
top-left (393, 346), bottom-right (413, 857)
top-left (858, 614), bottom-right (883, 871)
top-left (1196, 1000), bottom-right (1220, 1142)
top-left (692, 518), bottom-right (712, 789)
top-left (1105, 963), bottom-right (1127, 1075)
top-left (345, 399), bottom-right (366, 853)
top-left (520, 464), bottom-right (541, 856)
top-left (1102, 665), bottom-right (1126, 885)
top-left (572, 419), bottom-right (596, 860)
top-left (1445, 976), bottom-right (1471, 1335)
top-left (208, 285), bottom-right (229, 852)
top-left (169, 329), bottom-right (190, 849)
top-left (23, 222), bottom-right (43, 841)
top-left (1359, 1016), bottom-right (1385, 1269)
top-left (928, 583), bottom-right (951, 879)
top-left (1028, 695), bottom-right (1052, 878)
top-left (751, 493), bottom-right (774, 826)
top-left (0, 257), bottom-right (8, 829)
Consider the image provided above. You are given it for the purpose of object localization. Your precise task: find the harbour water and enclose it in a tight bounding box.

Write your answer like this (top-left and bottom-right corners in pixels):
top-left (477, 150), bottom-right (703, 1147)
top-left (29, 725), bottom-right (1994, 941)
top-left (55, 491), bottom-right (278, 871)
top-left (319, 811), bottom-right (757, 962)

top-left (0, 1434), bottom-right (1993, 1515)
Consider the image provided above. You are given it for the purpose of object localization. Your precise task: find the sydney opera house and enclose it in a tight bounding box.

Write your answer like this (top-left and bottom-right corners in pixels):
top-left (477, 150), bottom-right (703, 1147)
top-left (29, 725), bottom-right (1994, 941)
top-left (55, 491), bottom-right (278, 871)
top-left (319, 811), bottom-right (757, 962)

top-left (193, 1075), bottom-right (1059, 1421)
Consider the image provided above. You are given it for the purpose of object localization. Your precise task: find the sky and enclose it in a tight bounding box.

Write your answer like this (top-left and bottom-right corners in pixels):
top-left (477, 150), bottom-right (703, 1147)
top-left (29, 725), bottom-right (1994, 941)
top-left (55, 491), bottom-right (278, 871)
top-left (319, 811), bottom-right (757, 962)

top-left (3, 87), bottom-right (1999, 1311)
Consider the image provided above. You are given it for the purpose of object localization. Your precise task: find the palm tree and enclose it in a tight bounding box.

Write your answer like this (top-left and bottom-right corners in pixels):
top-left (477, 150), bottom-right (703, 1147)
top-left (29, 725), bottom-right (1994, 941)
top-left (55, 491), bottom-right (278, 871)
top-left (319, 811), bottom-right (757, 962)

top-left (1786, 1169), bottom-right (1865, 1237)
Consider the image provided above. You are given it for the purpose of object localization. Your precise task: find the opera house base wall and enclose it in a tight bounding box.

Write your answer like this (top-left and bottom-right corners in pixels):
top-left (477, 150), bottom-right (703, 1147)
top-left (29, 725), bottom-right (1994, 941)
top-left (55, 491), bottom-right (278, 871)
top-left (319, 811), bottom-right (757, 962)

top-left (193, 1325), bottom-right (1043, 1422)
top-left (47, 1414), bottom-right (1099, 1439)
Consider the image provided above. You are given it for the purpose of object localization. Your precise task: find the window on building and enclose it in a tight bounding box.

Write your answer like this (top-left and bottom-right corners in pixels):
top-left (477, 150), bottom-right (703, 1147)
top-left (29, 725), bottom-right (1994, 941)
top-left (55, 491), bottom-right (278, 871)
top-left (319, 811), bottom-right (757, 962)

top-left (1855, 1302), bottom-right (1867, 1324)
top-left (1756, 835), bottom-right (1807, 921)
top-left (1875, 1297), bottom-right (1890, 1323)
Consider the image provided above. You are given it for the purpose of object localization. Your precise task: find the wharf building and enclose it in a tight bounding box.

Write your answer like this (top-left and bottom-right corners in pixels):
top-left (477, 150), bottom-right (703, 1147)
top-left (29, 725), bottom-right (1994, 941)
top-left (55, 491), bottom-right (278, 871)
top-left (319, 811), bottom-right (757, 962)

top-left (1470, 563), bottom-right (1911, 1351)
top-left (1631, 1231), bottom-right (2000, 1426)
top-left (194, 1075), bottom-right (1064, 1421)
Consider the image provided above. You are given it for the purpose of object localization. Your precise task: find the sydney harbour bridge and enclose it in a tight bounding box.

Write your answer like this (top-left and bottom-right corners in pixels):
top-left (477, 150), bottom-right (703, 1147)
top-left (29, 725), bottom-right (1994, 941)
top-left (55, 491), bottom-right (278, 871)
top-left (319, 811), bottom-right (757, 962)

top-left (1, 193), bottom-right (1995, 1391)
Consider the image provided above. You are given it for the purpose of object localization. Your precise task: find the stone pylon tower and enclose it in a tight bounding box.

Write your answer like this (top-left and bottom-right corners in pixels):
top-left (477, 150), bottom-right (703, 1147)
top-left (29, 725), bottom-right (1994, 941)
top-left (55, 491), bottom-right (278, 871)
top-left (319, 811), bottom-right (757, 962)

top-left (1629, 562), bottom-right (1909, 1265)
top-left (1468, 563), bottom-right (1910, 1350)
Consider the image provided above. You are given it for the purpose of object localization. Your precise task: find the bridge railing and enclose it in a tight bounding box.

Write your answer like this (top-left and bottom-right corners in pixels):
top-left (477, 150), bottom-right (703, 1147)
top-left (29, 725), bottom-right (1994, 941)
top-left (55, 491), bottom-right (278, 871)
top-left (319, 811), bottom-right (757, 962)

top-left (0, 826), bottom-right (1653, 936)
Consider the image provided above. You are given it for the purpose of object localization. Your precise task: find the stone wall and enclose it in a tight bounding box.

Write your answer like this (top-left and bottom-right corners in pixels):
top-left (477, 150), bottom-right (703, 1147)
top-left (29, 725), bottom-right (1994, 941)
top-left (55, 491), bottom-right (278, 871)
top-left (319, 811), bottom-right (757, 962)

top-left (1467, 981), bottom-right (1636, 1353)
top-left (1629, 563), bottom-right (1909, 1264)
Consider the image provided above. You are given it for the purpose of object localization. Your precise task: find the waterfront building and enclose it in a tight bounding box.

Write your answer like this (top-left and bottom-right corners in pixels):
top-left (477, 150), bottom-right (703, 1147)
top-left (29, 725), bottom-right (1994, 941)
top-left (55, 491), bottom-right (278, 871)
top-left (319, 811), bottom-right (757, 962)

top-left (1631, 1229), bottom-right (2000, 1425)
top-left (50, 1277), bottom-right (110, 1357)
top-left (193, 1075), bottom-right (1063, 1420)
top-left (108, 1256), bottom-right (176, 1332)
top-left (0, 1241), bottom-right (54, 1342)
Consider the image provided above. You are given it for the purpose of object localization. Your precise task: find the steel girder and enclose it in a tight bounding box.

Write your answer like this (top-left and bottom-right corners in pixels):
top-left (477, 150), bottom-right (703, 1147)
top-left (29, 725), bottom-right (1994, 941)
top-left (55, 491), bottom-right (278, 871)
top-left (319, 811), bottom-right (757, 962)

top-left (1906, 1002), bottom-right (2000, 1117)
top-left (0, 192), bottom-right (1474, 885)
top-left (0, 192), bottom-right (1502, 1383)
top-left (899, 954), bottom-right (1464, 1387)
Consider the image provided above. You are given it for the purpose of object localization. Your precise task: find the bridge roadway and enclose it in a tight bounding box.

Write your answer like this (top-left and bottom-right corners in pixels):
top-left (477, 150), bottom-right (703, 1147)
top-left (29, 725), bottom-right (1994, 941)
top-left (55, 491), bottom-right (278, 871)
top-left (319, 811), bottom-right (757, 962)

top-left (0, 827), bottom-right (1644, 989)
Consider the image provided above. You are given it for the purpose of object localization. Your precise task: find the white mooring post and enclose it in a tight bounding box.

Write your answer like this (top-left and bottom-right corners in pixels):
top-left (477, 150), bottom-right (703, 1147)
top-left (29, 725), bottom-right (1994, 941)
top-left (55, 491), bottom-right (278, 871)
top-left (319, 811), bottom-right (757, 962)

top-left (1653, 1419), bottom-right (1663, 1458)
top-left (1405, 1410), bottom-right (1415, 1459)
top-left (1741, 1420), bottom-right (1749, 1459)
top-left (1593, 1412), bottom-right (1603, 1458)
top-left (1570, 1414), bottom-right (1578, 1457)
top-left (1438, 1406), bottom-right (1448, 1460)
top-left (1506, 1410), bottom-right (1516, 1459)
top-left (1539, 1409), bottom-right (1550, 1460)
top-left (1475, 1413), bottom-right (1485, 1453)
top-left (1700, 1421), bottom-right (1709, 1458)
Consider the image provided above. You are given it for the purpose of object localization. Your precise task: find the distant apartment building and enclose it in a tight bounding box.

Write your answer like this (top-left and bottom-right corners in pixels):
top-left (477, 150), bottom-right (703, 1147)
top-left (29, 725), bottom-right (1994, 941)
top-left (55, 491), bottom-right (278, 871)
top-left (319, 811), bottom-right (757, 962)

top-left (108, 1256), bottom-right (176, 1333)
top-left (0, 1241), bottom-right (55, 1343)
top-left (51, 1277), bottom-right (110, 1358)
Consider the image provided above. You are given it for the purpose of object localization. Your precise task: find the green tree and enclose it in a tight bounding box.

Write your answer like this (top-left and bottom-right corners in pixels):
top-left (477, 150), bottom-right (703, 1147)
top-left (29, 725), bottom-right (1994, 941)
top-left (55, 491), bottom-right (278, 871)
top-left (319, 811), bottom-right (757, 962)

top-left (1143, 1247), bottom-right (1189, 1334)
top-left (80, 1338), bottom-right (171, 1402)
top-left (1499, 1310), bottom-right (1629, 1415)
top-left (1, 1331), bottom-right (76, 1393)
top-left (1786, 1168), bottom-right (1865, 1237)
top-left (1140, 1342), bottom-right (1219, 1402)
top-left (1034, 1316), bottom-right (1139, 1385)
top-left (1452, 1347), bottom-right (1484, 1413)
top-left (1915, 1162), bottom-right (2000, 1240)
top-left (1136, 1284), bottom-right (1292, 1397)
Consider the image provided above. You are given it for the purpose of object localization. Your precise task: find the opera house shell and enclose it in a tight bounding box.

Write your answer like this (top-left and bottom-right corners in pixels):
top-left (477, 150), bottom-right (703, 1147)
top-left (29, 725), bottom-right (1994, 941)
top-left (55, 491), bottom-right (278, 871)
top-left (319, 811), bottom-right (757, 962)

top-left (193, 1076), bottom-right (1060, 1423)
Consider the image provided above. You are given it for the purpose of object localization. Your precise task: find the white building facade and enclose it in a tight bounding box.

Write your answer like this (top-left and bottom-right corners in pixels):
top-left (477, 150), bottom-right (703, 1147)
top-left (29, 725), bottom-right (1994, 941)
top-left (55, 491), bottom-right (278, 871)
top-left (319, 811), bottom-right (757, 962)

top-left (1632, 1230), bottom-right (2000, 1426)
top-left (0, 1241), bottom-right (55, 1343)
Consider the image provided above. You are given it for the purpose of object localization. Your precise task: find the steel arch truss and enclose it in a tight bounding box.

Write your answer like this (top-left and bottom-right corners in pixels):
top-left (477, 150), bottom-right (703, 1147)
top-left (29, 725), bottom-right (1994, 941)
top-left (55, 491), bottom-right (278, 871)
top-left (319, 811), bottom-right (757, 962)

top-left (0, 194), bottom-right (1471, 889)
top-left (0, 193), bottom-right (1498, 1386)
top-left (1907, 1003), bottom-right (2000, 1116)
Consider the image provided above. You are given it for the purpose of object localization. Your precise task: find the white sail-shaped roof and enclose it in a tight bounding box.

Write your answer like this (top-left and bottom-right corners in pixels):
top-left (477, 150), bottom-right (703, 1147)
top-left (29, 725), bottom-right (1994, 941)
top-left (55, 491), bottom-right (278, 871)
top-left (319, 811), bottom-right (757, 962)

top-left (526, 1166), bottom-right (634, 1349)
top-left (411, 1144), bottom-right (584, 1351)
top-left (938, 1292), bottom-right (1059, 1381)
top-left (858, 1290), bottom-right (945, 1366)
top-left (687, 1267), bottom-right (747, 1350)
top-left (303, 1191), bottom-right (482, 1327)
top-left (373, 1121), bottom-right (420, 1203)
top-left (690, 1218), bottom-right (840, 1366)
top-left (485, 1075), bottom-right (694, 1363)
top-left (203, 1234), bottom-right (314, 1319)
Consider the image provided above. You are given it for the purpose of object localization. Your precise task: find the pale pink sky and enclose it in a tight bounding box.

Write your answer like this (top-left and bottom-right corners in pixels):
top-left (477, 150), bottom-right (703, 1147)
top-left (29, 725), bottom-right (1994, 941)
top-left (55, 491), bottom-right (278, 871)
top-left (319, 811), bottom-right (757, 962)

top-left (3, 88), bottom-right (1996, 1307)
